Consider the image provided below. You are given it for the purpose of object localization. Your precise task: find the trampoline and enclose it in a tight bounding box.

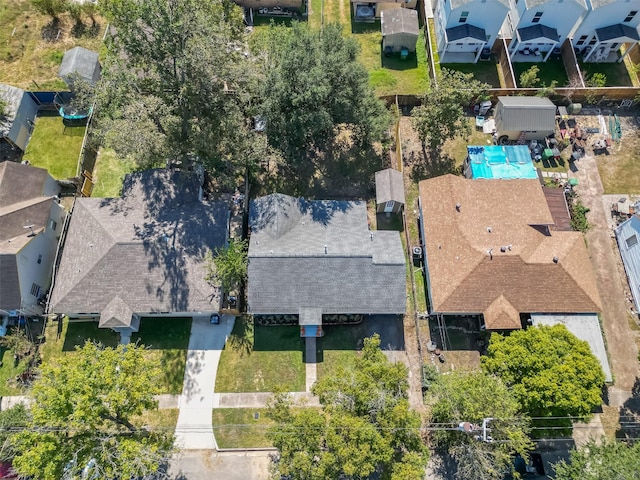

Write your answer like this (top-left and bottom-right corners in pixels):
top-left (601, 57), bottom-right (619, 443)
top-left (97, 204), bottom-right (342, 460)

top-left (54, 92), bottom-right (91, 123)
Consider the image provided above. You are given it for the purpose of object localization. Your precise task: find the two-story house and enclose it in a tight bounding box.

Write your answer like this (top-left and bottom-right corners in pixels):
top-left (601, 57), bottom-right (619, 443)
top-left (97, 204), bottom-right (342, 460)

top-left (572, 0), bottom-right (640, 62)
top-left (0, 161), bottom-right (66, 318)
top-left (434, 0), bottom-right (512, 63)
top-left (508, 0), bottom-right (588, 61)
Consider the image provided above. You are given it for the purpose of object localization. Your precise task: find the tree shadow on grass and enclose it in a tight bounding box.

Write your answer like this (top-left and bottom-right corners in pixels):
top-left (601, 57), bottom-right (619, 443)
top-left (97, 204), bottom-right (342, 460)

top-left (408, 148), bottom-right (459, 183)
top-left (41, 18), bottom-right (61, 43)
top-left (616, 377), bottom-right (640, 440)
top-left (159, 349), bottom-right (187, 394)
top-left (225, 316), bottom-right (253, 357)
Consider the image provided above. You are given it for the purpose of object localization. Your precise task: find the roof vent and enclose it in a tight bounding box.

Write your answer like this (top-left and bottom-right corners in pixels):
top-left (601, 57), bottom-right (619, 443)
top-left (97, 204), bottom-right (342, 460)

top-left (456, 203), bottom-right (461, 212)
top-left (500, 246), bottom-right (506, 253)
top-left (370, 232), bottom-right (374, 241)
top-left (553, 256), bottom-right (559, 264)
top-left (487, 227), bottom-right (492, 233)
top-left (508, 244), bottom-right (512, 251)
top-left (487, 248), bottom-right (493, 260)
top-left (324, 245), bottom-right (328, 254)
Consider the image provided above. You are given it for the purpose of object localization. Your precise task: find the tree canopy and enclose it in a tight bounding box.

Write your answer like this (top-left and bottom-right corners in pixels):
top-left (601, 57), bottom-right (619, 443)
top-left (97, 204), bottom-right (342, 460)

top-left (205, 238), bottom-right (248, 293)
top-left (96, 0), bottom-right (260, 187)
top-left (10, 342), bottom-right (173, 480)
top-left (259, 22), bottom-right (389, 166)
top-left (411, 69), bottom-right (489, 161)
top-left (428, 370), bottom-right (532, 480)
top-left (267, 335), bottom-right (428, 480)
top-left (553, 440), bottom-right (640, 480)
top-left (481, 325), bottom-right (605, 419)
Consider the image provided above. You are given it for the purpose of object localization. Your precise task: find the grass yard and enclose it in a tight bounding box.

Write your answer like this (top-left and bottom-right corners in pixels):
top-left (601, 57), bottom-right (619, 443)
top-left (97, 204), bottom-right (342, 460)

top-left (23, 115), bottom-right (85, 179)
top-left (440, 62), bottom-right (501, 88)
top-left (212, 408), bottom-right (274, 448)
top-left (215, 316), bottom-right (306, 393)
top-left (132, 408), bottom-right (179, 434)
top-left (315, 323), bottom-right (378, 381)
top-left (40, 317), bottom-right (191, 394)
top-left (598, 143), bottom-right (640, 195)
top-left (0, 0), bottom-right (106, 89)
top-left (0, 347), bottom-right (31, 396)
top-left (512, 60), bottom-right (568, 88)
top-left (91, 148), bottom-right (136, 198)
top-left (580, 61), bottom-right (633, 87)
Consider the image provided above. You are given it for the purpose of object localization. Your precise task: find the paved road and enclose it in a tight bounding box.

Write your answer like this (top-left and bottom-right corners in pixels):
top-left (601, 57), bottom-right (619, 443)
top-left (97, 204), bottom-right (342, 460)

top-left (174, 315), bottom-right (235, 450)
top-left (168, 450), bottom-right (271, 480)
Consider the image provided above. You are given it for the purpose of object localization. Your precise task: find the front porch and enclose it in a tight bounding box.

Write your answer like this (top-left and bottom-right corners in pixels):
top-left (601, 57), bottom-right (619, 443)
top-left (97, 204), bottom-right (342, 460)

top-left (439, 51), bottom-right (478, 63)
top-left (508, 24), bottom-right (559, 63)
top-left (582, 23), bottom-right (640, 63)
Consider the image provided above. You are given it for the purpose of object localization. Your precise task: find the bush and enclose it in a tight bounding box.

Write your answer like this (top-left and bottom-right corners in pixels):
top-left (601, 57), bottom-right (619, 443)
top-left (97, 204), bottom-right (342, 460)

top-left (31, 0), bottom-right (68, 20)
top-left (569, 197), bottom-right (590, 233)
top-left (421, 363), bottom-right (439, 391)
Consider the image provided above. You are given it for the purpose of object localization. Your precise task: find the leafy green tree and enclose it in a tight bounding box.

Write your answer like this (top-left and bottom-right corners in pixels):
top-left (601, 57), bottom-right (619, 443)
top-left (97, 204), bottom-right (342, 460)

top-left (97, 0), bottom-right (256, 183)
top-left (519, 65), bottom-right (540, 88)
top-left (586, 72), bottom-right (607, 88)
top-left (267, 335), bottom-right (428, 479)
top-left (482, 325), bottom-right (605, 419)
top-left (428, 370), bottom-right (532, 480)
top-left (411, 68), bottom-right (489, 162)
top-left (31, 0), bottom-right (69, 21)
top-left (260, 22), bottom-right (389, 166)
top-left (553, 440), bottom-right (640, 480)
top-left (205, 238), bottom-right (248, 293)
top-left (10, 342), bottom-right (173, 480)
top-left (0, 405), bottom-right (30, 461)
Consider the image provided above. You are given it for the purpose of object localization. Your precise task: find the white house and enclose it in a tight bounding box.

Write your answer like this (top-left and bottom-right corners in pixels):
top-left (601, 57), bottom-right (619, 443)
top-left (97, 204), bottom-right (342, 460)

top-left (0, 161), bottom-right (66, 319)
top-left (434, 0), bottom-right (511, 63)
top-left (572, 0), bottom-right (640, 62)
top-left (508, 0), bottom-right (588, 61)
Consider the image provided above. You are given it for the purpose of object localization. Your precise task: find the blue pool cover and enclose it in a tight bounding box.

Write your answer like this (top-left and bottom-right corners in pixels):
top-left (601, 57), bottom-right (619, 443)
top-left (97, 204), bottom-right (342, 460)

top-left (467, 145), bottom-right (537, 180)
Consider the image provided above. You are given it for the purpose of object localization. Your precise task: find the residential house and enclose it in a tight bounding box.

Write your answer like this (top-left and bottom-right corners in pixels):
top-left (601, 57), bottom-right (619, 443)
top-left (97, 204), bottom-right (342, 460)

top-left (0, 84), bottom-right (38, 152)
top-left (434, 0), bottom-right (511, 63)
top-left (0, 161), bottom-right (66, 318)
top-left (375, 168), bottom-right (405, 214)
top-left (508, 0), bottom-right (588, 62)
top-left (418, 175), bottom-right (602, 330)
top-left (494, 96), bottom-right (556, 142)
top-left (615, 214), bottom-right (640, 315)
top-left (381, 8), bottom-right (420, 53)
top-left (247, 193), bottom-right (406, 337)
top-left (571, 0), bottom-right (640, 62)
top-left (48, 169), bottom-right (229, 342)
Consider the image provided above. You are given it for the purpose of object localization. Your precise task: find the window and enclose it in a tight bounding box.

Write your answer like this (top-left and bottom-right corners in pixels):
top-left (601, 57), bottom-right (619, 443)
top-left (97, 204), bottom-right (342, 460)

top-left (459, 11), bottom-right (469, 23)
top-left (576, 35), bottom-right (588, 46)
top-left (532, 12), bottom-right (543, 23)
top-left (589, 37), bottom-right (597, 45)
top-left (30, 283), bottom-right (41, 297)
top-left (624, 11), bottom-right (637, 22)
top-left (49, 219), bottom-right (57, 231)
top-left (626, 234), bottom-right (638, 248)
top-left (37, 254), bottom-right (42, 264)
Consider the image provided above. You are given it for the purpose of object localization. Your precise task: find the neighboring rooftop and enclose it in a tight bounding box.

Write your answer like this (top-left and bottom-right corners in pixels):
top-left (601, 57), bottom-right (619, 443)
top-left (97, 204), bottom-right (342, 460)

top-left (49, 169), bottom-right (228, 327)
top-left (466, 145), bottom-right (538, 180)
top-left (518, 24), bottom-right (559, 42)
top-left (615, 214), bottom-right (640, 314)
top-left (446, 24), bottom-right (487, 42)
top-left (419, 175), bottom-right (602, 329)
top-left (247, 193), bottom-right (406, 315)
top-left (596, 23), bottom-right (640, 42)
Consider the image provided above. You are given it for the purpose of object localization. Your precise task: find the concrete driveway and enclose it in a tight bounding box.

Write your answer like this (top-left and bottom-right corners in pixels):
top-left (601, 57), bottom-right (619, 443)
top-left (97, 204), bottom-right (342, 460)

top-left (168, 450), bottom-right (270, 480)
top-left (174, 314), bottom-right (235, 450)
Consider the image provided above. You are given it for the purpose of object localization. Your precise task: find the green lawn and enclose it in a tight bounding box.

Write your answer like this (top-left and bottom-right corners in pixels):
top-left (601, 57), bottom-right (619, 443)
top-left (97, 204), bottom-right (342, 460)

top-left (212, 408), bottom-right (274, 448)
top-left (0, 346), bottom-right (31, 396)
top-left (440, 62), bottom-right (501, 88)
top-left (40, 317), bottom-right (191, 394)
top-left (512, 60), bottom-right (568, 88)
top-left (23, 115), bottom-right (85, 179)
top-left (215, 316), bottom-right (306, 393)
top-left (132, 408), bottom-right (179, 433)
top-left (315, 324), bottom-right (366, 381)
top-left (580, 61), bottom-right (633, 87)
top-left (91, 148), bottom-right (136, 198)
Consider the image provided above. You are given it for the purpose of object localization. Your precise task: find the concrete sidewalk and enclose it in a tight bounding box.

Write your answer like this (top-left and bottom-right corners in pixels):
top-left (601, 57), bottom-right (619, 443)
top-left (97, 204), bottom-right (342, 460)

top-left (214, 391), bottom-right (320, 409)
top-left (174, 314), bottom-right (235, 450)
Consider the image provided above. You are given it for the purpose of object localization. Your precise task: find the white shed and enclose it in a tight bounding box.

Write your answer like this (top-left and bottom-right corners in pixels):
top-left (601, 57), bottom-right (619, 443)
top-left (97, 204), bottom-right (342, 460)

top-left (381, 9), bottom-right (419, 53)
top-left (494, 96), bottom-right (556, 142)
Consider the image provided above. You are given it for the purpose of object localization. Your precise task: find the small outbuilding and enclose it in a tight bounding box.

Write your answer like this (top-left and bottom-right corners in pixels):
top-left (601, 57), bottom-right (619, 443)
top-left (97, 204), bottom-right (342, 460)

top-left (494, 96), bottom-right (556, 143)
top-left (381, 8), bottom-right (419, 53)
top-left (58, 47), bottom-right (101, 87)
top-left (0, 84), bottom-right (38, 152)
top-left (375, 168), bottom-right (405, 214)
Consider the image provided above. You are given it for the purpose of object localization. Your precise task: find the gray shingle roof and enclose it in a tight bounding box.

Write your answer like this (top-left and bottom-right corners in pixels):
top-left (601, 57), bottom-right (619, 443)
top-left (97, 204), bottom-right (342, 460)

top-left (0, 85), bottom-right (25, 139)
top-left (375, 169), bottom-right (405, 206)
top-left (58, 47), bottom-right (101, 86)
top-left (596, 23), bottom-right (640, 42)
top-left (49, 169), bottom-right (229, 326)
top-left (0, 161), bottom-right (51, 207)
top-left (525, 0), bottom-right (587, 8)
top-left (381, 8), bottom-right (419, 37)
top-left (446, 24), bottom-right (487, 42)
top-left (247, 193), bottom-right (406, 315)
top-left (0, 254), bottom-right (21, 310)
top-left (518, 24), bottom-right (559, 42)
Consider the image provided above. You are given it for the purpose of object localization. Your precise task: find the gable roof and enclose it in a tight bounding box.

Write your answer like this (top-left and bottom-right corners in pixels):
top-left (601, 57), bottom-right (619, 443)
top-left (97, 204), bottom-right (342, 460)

top-left (381, 8), bottom-right (419, 36)
top-left (419, 175), bottom-right (602, 329)
top-left (496, 96), bottom-right (556, 132)
top-left (0, 161), bottom-right (52, 207)
top-left (596, 24), bottom-right (640, 42)
top-left (375, 169), bottom-right (405, 205)
top-left (518, 24), bottom-right (559, 42)
top-left (0, 254), bottom-right (21, 310)
top-left (247, 193), bottom-right (406, 315)
top-left (615, 214), bottom-right (640, 313)
top-left (446, 24), bottom-right (487, 42)
top-left (49, 169), bottom-right (229, 326)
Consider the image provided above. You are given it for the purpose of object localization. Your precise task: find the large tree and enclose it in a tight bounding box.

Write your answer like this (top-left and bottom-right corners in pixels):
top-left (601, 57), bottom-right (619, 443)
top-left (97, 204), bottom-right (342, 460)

top-left (428, 370), bottom-right (532, 480)
top-left (9, 342), bottom-right (173, 480)
top-left (482, 325), bottom-right (605, 419)
top-left (205, 238), bottom-right (248, 293)
top-left (97, 0), bottom-right (260, 186)
top-left (267, 335), bottom-right (428, 480)
top-left (259, 22), bottom-right (389, 166)
top-left (411, 69), bottom-right (489, 161)
top-left (553, 440), bottom-right (640, 480)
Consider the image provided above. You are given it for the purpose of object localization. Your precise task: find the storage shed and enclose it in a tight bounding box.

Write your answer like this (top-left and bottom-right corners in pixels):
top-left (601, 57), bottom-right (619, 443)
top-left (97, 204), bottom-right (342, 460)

top-left (494, 96), bottom-right (556, 143)
top-left (381, 8), bottom-right (419, 53)
top-left (615, 214), bottom-right (640, 314)
top-left (0, 84), bottom-right (38, 151)
top-left (58, 47), bottom-right (101, 87)
top-left (375, 168), bottom-right (405, 214)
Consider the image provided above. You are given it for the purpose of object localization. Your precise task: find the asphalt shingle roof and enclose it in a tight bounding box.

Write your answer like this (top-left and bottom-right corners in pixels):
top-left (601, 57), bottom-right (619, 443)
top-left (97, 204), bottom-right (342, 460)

top-left (446, 24), bottom-right (487, 42)
top-left (375, 168), bottom-right (405, 206)
top-left (596, 23), bottom-right (640, 42)
top-left (381, 8), bottom-right (419, 37)
top-left (518, 24), bottom-right (559, 42)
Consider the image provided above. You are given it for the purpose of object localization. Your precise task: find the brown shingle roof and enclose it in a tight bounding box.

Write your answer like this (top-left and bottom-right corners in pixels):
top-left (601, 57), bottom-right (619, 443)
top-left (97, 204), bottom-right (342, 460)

top-left (419, 175), bottom-right (602, 329)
